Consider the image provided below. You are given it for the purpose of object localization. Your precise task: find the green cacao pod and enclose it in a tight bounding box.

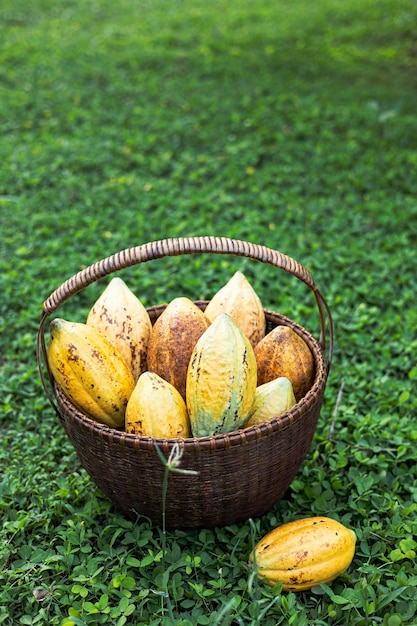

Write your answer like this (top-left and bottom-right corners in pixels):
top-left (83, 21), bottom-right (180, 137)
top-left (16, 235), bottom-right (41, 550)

top-left (186, 313), bottom-right (257, 437)
top-left (244, 377), bottom-right (296, 428)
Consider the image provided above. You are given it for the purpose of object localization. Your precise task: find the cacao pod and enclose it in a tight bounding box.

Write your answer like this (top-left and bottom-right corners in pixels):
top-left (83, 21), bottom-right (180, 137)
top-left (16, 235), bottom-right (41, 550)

top-left (254, 325), bottom-right (315, 401)
top-left (147, 297), bottom-right (210, 400)
top-left (251, 516), bottom-right (356, 592)
top-left (204, 271), bottom-right (265, 347)
top-left (186, 313), bottom-right (257, 437)
top-left (47, 318), bottom-right (135, 428)
top-left (86, 277), bottom-right (152, 382)
top-left (125, 371), bottom-right (190, 438)
top-left (244, 377), bottom-right (296, 428)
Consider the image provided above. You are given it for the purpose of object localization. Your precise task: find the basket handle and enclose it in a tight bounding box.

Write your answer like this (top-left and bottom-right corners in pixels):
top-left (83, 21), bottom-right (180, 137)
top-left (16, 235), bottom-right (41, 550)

top-left (37, 237), bottom-right (333, 413)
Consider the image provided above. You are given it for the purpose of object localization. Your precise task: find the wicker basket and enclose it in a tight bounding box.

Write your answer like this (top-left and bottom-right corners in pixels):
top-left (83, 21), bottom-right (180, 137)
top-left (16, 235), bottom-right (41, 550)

top-left (37, 237), bottom-right (333, 529)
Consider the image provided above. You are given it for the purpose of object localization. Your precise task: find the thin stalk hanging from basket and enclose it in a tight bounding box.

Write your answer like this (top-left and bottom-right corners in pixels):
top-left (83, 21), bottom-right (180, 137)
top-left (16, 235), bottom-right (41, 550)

top-left (153, 442), bottom-right (199, 618)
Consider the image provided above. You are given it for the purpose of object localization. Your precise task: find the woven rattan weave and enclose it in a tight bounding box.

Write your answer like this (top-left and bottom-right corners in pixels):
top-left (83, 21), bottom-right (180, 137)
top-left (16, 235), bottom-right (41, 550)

top-left (37, 237), bottom-right (333, 529)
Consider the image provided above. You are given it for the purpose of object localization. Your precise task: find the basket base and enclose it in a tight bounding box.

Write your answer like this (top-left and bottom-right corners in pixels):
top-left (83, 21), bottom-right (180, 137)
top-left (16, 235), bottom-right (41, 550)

top-left (59, 391), bottom-right (322, 529)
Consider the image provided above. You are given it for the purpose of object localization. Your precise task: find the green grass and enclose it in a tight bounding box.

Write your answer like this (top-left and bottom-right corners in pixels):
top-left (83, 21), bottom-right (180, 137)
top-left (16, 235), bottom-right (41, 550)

top-left (1, 0), bottom-right (417, 624)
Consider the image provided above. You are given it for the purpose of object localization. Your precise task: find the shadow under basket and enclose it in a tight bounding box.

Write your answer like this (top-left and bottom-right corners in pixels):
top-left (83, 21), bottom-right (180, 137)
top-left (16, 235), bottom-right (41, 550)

top-left (37, 237), bottom-right (333, 529)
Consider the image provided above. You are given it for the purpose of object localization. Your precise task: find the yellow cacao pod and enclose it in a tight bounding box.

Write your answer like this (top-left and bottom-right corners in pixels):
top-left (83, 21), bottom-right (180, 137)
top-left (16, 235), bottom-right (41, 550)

top-left (186, 313), bottom-right (257, 437)
top-left (204, 271), bottom-right (265, 347)
top-left (125, 371), bottom-right (190, 438)
top-left (251, 517), bottom-right (356, 592)
top-left (48, 318), bottom-right (135, 428)
top-left (147, 297), bottom-right (210, 400)
top-left (86, 277), bottom-right (152, 382)
top-left (254, 325), bottom-right (315, 401)
top-left (244, 377), bottom-right (296, 428)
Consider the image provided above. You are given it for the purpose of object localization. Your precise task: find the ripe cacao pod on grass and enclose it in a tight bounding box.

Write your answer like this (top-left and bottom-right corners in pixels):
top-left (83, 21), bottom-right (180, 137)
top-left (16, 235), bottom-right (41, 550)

top-left (251, 516), bottom-right (356, 592)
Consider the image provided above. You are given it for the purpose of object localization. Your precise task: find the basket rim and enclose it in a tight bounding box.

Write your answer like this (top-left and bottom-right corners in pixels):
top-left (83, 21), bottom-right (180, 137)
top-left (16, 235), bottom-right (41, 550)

top-left (54, 307), bottom-right (328, 452)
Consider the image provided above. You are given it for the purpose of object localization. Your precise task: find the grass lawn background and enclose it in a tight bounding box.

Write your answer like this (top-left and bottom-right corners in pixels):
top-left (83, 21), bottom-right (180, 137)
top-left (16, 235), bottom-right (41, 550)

top-left (1, 0), bottom-right (417, 624)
